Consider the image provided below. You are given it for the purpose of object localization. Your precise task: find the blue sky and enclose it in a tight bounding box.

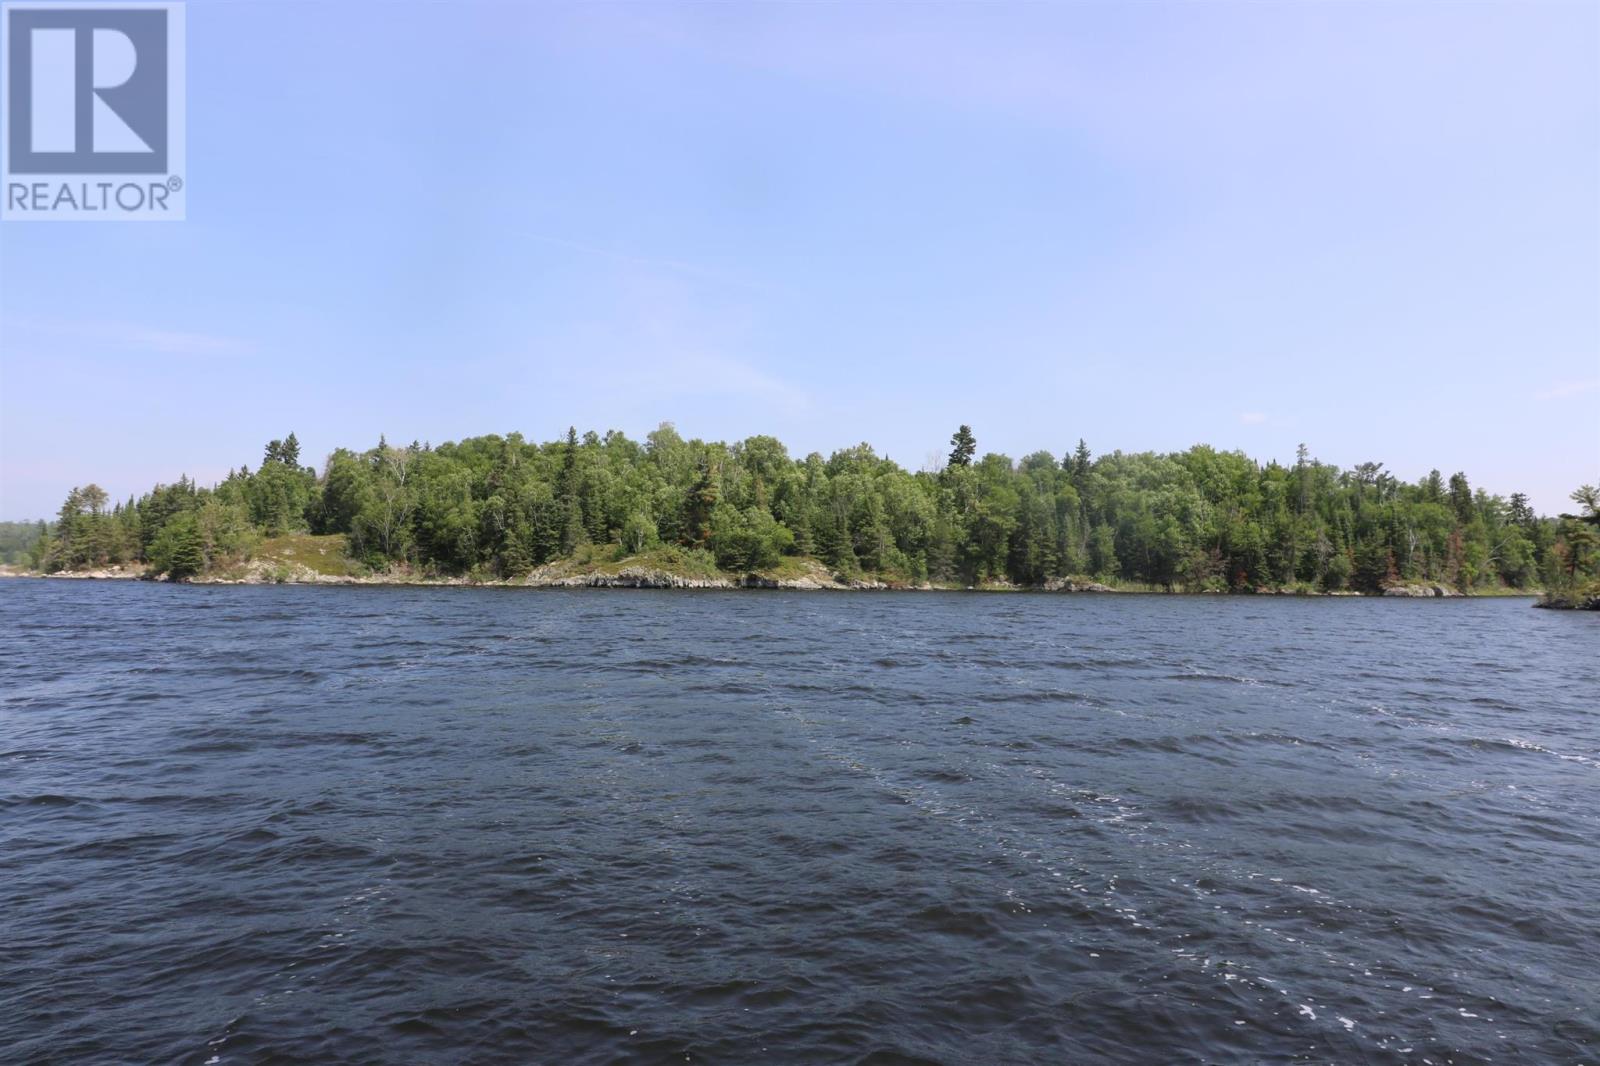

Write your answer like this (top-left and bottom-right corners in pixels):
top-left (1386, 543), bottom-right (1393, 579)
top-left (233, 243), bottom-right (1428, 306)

top-left (2, 0), bottom-right (1596, 519)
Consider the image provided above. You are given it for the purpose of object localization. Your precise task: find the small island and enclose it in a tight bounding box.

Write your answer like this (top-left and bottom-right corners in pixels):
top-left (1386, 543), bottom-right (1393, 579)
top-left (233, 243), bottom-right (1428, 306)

top-left (6, 425), bottom-right (1597, 606)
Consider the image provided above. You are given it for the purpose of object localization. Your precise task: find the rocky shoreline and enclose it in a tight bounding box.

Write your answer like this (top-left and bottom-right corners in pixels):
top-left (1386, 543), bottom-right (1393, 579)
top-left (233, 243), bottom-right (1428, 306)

top-left (516, 565), bottom-right (892, 591)
top-left (0, 562), bottom-right (1545, 598)
top-left (1380, 583), bottom-right (1464, 598)
top-left (1533, 589), bottom-right (1600, 610)
top-left (0, 561), bottom-right (891, 590)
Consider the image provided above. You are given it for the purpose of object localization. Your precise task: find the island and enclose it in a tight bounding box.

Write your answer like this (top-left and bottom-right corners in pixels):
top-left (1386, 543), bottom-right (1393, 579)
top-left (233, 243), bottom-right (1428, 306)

top-left (8, 425), bottom-right (1598, 606)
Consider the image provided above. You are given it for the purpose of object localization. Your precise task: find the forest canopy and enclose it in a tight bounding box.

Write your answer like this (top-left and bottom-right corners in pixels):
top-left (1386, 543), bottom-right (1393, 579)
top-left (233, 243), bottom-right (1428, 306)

top-left (27, 425), bottom-right (1599, 595)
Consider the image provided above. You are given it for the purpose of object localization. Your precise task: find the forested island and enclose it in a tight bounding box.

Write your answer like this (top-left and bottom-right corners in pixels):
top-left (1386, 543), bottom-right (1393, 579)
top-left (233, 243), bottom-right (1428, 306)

top-left (11, 425), bottom-right (1599, 605)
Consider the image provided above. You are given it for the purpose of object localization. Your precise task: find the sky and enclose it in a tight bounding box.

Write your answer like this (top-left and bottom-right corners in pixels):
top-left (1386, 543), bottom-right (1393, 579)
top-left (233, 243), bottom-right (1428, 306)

top-left (1, 0), bottom-right (1597, 519)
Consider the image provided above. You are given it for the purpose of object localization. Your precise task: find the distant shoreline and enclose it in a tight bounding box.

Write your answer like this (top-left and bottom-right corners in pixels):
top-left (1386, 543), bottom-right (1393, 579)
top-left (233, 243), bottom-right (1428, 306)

top-left (1, 565), bottom-right (1542, 599)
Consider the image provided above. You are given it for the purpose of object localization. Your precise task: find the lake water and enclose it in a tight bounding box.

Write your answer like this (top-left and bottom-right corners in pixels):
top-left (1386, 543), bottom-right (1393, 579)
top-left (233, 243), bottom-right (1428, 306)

top-left (2, 581), bottom-right (1596, 1064)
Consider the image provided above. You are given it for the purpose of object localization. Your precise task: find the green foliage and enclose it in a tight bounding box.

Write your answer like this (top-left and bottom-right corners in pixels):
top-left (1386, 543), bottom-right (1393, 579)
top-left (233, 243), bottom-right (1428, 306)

top-left (620, 512), bottom-right (658, 555)
top-left (947, 424), bottom-right (976, 468)
top-left (1537, 486), bottom-right (1600, 608)
top-left (148, 512), bottom-right (205, 580)
top-left (711, 504), bottom-right (794, 572)
top-left (1540, 486), bottom-right (1600, 605)
top-left (39, 483), bottom-right (136, 571)
top-left (0, 520), bottom-right (49, 567)
top-left (263, 432), bottom-right (300, 467)
top-left (39, 426), bottom-right (1585, 592)
top-left (1322, 551), bottom-right (1354, 592)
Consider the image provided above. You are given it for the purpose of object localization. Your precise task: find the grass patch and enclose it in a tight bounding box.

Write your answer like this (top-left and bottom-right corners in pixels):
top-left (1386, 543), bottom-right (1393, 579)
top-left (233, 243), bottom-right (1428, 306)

top-left (532, 543), bottom-right (725, 581)
top-left (752, 555), bottom-right (835, 581)
top-left (255, 533), bottom-right (357, 577)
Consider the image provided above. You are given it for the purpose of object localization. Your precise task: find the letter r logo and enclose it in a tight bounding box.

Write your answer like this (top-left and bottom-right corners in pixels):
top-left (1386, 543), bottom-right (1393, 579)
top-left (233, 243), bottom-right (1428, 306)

top-left (5, 7), bottom-right (168, 173)
top-left (30, 26), bottom-right (153, 154)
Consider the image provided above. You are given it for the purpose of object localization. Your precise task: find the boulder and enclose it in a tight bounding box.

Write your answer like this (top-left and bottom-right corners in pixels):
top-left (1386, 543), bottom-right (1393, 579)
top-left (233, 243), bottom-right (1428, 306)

top-left (1042, 577), bottom-right (1116, 593)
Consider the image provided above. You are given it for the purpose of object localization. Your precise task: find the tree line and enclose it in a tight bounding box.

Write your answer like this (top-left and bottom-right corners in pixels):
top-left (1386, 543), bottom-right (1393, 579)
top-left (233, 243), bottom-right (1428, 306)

top-left (29, 424), bottom-right (1600, 594)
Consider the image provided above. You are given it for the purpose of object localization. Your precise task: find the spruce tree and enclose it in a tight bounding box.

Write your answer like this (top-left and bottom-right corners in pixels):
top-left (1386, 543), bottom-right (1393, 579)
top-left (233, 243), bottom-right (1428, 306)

top-left (683, 462), bottom-right (719, 549)
top-left (160, 515), bottom-right (206, 580)
top-left (556, 427), bottom-right (579, 499)
top-left (947, 425), bottom-right (976, 468)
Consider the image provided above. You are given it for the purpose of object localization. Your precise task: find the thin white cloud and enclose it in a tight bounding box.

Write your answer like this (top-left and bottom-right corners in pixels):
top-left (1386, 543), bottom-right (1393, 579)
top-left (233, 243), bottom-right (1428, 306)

top-left (128, 328), bottom-right (250, 356)
top-left (562, 352), bottom-right (810, 413)
top-left (1534, 378), bottom-right (1600, 401)
top-left (529, 340), bottom-right (811, 416)
top-left (514, 229), bottom-right (779, 296)
top-left (531, 260), bottom-right (811, 413)
top-left (1238, 411), bottom-right (1269, 425)
top-left (3, 317), bottom-right (251, 358)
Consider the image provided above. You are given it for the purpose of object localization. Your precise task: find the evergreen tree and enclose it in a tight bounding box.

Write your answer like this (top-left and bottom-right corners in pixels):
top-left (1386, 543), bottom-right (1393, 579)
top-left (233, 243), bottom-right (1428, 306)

top-left (557, 427), bottom-right (579, 498)
top-left (499, 528), bottom-right (532, 577)
top-left (1073, 439), bottom-right (1092, 478)
top-left (947, 425), bottom-right (976, 468)
top-left (1448, 472), bottom-right (1474, 524)
top-left (555, 427), bottom-right (582, 552)
top-left (1567, 485), bottom-right (1600, 526)
top-left (151, 513), bottom-right (206, 580)
top-left (683, 460), bottom-right (719, 550)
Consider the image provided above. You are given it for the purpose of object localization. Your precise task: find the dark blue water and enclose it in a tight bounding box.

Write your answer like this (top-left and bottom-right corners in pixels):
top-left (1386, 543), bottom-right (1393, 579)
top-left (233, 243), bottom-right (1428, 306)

top-left (2, 581), bottom-right (1596, 1064)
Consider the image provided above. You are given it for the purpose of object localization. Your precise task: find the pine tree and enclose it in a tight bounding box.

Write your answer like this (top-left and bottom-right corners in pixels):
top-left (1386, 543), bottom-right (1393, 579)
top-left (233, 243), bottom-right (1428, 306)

top-left (556, 427), bottom-right (582, 552)
top-left (556, 427), bottom-right (579, 499)
top-left (560, 505), bottom-right (587, 555)
top-left (947, 425), bottom-right (976, 467)
top-left (683, 461), bottom-right (719, 549)
top-left (1295, 444), bottom-right (1312, 514)
top-left (1073, 439), bottom-right (1092, 478)
top-left (1568, 486), bottom-right (1600, 526)
top-left (158, 514), bottom-right (206, 580)
top-left (1448, 472), bottom-right (1473, 524)
top-left (500, 529), bottom-right (532, 578)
